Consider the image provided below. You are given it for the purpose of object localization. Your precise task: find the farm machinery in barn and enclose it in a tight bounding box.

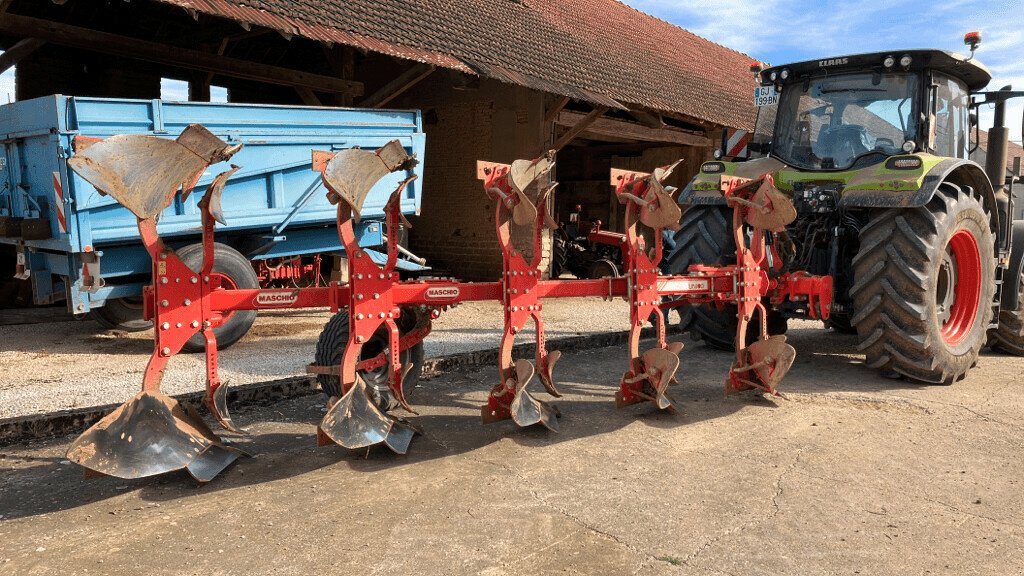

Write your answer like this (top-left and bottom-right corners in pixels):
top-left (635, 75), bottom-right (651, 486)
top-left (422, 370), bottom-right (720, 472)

top-left (59, 37), bottom-right (1024, 482)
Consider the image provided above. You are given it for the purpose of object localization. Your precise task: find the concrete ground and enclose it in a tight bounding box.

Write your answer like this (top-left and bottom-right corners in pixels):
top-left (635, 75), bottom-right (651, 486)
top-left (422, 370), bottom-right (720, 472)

top-left (0, 298), bottom-right (629, 418)
top-left (3, 321), bottom-right (1024, 575)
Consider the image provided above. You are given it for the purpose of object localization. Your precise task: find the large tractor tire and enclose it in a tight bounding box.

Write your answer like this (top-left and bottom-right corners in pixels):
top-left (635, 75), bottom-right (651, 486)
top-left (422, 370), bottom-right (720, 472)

top-left (665, 205), bottom-right (787, 350)
top-left (177, 243), bottom-right (260, 353)
top-left (314, 308), bottom-right (426, 408)
top-left (851, 183), bottom-right (995, 383)
top-left (90, 296), bottom-right (151, 332)
top-left (988, 270), bottom-right (1024, 355)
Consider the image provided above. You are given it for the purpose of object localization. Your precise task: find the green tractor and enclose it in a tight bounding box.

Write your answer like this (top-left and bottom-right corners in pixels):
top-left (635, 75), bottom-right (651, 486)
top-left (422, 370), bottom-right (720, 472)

top-left (669, 33), bottom-right (1024, 383)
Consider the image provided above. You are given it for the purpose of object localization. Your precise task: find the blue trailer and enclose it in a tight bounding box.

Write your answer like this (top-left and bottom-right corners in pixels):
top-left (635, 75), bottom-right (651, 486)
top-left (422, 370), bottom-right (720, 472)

top-left (0, 96), bottom-right (425, 340)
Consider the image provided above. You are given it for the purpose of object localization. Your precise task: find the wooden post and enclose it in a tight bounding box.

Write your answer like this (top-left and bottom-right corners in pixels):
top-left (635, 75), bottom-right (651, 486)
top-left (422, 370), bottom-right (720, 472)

top-left (0, 38), bottom-right (47, 74)
top-left (552, 106), bottom-right (609, 151)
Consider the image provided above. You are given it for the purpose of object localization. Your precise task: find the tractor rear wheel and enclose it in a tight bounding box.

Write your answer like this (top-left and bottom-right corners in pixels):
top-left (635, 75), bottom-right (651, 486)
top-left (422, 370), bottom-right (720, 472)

top-left (665, 205), bottom-right (786, 350)
top-left (988, 270), bottom-right (1024, 355)
top-left (178, 243), bottom-right (260, 353)
top-left (851, 183), bottom-right (994, 383)
top-left (314, 308), bottom-right (426, 409)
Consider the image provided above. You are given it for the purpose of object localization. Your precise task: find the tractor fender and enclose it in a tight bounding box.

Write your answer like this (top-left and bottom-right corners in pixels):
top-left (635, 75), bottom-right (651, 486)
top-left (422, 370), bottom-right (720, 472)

top-left (1001, 220), bottom-right (1024, 311)
top-left (839, 158), bottom-right (998, 224)
top-left (677, 182), bottom-right (728, 206)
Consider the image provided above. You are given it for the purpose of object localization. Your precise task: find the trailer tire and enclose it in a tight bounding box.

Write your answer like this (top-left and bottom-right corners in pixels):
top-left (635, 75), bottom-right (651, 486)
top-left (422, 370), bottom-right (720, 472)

top-left (177, 243), bottom-right (260, 353)
top-left (313, 309), bottom-right (425, 409)
top-left (851, 182), bottom-right (995, 383)
top-left (988, 270), bottom-right (1024, 355)
top-left (90, 297), bottom-right (151, 332)
top-left (665, 205), bottom-right (787, 350)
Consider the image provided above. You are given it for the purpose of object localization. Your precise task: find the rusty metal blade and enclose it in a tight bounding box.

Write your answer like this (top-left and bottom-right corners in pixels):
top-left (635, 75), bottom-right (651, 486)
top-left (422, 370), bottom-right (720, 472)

top-left (509, 359), bottom-right (559, 431)
top-left (638, 178), bottom-right (683, 231)
top-left (537, 349), bottom-right (562, 397)
top-left (66, 391), bottom-right (240, 481)
top-left (512, 188), bottom-right (539, 227)
top-left (206, 382), bottom-right (241, 434)
top-left (319, 377), bottom-right (419, 453)
top-left (67, 125), bottom-right (238, 220)
top-left (198, 165), bottom-right (240, 226)
top-left (509, 156), bottom-right (553, 194)
top-left (641, 347), bottom-right (680, 410)
top-left (748, 335), bottom-right (797, 391)
top-left (322, 141), bottom-right (415, 222)
top-left (744, 179), bottom-right (796, 231)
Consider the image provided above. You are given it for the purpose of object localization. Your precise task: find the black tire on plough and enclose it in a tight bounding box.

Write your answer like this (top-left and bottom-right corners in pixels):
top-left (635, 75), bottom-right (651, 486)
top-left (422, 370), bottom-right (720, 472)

top-left (988, 270), bottom-right (1024, 355)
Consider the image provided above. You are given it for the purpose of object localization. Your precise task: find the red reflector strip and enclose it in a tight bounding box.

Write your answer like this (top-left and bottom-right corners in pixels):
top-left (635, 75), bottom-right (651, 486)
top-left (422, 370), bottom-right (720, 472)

top-left (52, 172), bottom-right (67, 234)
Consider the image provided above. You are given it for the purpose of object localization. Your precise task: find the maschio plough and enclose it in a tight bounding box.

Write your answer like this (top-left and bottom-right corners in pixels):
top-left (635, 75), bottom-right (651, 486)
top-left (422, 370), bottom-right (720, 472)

top-left (64, 125), bottom-right (831, 481)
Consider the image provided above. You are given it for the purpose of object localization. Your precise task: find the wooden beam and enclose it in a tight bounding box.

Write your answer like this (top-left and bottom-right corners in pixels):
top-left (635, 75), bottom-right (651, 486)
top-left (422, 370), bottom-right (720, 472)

top-left (552, 106), bottom-right (609, 151)
top-left (294, 86), bottom-right (322, 106)
top-left (0, 38), bottom-right (46, 74)
top-left (544, 95), bottom-right (571, 124)
top-left (556, 110), bottom-right (711, 147)
top-left (0, 14), bottom-right (364, 96)
top-left (359, 63), bottom-right (435, 108)
top-left (626, 108), bottom-right (665, 129)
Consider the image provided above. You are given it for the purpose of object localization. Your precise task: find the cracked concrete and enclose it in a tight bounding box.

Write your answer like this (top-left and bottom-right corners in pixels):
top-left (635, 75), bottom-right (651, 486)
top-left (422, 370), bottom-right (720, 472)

top-left (2, 320), bottom-right (1024, 574)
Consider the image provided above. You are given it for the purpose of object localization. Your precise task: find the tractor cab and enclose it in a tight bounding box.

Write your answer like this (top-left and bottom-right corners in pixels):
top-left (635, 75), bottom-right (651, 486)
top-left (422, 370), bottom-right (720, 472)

top-left (751, 49), bottom-right (991, 170)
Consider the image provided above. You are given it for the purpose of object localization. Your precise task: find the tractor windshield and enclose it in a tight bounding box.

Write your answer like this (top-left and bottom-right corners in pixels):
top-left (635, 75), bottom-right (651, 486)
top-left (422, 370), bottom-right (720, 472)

top-left (772, 72), bottom-right (918, 170)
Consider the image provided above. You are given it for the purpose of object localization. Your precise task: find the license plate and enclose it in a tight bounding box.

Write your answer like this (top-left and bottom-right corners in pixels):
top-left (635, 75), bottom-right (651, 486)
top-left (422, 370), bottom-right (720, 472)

top-left (754, 86), bottom-right (779, 107)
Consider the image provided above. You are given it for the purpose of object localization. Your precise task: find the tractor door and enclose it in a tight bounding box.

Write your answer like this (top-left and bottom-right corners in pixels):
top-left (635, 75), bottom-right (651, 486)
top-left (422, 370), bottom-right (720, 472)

top-left (929, 73), bottom-right (970, 159)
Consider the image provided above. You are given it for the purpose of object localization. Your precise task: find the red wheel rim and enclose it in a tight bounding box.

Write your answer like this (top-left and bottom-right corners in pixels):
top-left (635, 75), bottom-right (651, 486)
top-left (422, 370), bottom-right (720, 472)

top-left (208, 273), bottom-right (238, 329)
top-left (939, 229), bottom-right (982, 346)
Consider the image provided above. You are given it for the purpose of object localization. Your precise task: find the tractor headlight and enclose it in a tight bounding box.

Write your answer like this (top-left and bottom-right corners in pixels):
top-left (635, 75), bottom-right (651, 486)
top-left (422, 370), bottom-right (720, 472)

top-left (900, 54), bottom-right (913, 67)
top-left (902, 140), bottom-right (916, 153)
top-left (769, 71), bottom-right (778, 81)
top-left (702, 161), bottom-right (726, 174)
top-left (883, 55), bottom-right (896, 68)
top-left (885, 156), bottom-right (923, 170)
top-left (780, 68), bottom-right (790, 80)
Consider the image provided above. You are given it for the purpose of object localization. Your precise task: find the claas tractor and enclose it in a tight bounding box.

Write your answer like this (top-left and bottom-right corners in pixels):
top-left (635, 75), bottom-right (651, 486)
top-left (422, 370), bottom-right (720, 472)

top-left (670, 33), bottom-right (1024, 383)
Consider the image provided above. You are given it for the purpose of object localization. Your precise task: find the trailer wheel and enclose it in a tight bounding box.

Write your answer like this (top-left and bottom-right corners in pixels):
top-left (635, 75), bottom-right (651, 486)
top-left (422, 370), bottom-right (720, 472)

top-left (851, 182), bottom-right (995, 383)
top-left (176, 243), bottom-right (260, 353)
top-left (90, 297), bottom-right (151, 332)
top-left (313, 308), bottom-right (425, 409)
top-left (988, 270), bottom-right (1024, 355)
top-left (665, 205), bottom-right (787, 350)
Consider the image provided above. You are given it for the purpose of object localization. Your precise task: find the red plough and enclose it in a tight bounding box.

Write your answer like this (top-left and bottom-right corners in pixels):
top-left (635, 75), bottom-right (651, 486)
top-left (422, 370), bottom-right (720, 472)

top-left (64, 128), bottom-right (831, 481)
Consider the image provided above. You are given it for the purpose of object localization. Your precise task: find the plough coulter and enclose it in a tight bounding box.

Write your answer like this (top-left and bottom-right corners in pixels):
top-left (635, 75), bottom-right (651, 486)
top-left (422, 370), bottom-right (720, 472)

top-left (64, 125), bottom-right (830, 482)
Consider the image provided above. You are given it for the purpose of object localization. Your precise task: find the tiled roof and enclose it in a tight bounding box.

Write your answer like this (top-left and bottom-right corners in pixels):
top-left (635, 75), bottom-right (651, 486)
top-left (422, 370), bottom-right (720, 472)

top-left (157, 0), bottom-right (758, 129)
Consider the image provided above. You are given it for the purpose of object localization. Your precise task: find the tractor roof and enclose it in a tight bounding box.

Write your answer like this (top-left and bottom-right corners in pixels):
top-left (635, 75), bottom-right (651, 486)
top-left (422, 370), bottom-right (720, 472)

top-left (761, 49), bottom-right (992, 92)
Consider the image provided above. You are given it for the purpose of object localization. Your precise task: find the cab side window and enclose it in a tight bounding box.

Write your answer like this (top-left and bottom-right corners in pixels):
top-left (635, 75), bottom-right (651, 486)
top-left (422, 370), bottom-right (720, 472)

top-left (932, 74), bottom-right (969, 158)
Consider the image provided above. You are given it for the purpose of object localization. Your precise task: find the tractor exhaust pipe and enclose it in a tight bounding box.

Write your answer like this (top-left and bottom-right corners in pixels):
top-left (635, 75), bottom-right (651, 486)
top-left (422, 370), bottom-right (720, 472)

top-left (985, 87), bottom-right (1011, 196)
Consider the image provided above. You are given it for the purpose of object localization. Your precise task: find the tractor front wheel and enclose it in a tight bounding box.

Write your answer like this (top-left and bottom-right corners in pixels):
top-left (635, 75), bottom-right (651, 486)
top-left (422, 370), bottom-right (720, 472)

top-left (665, 205), bottom-right (787, 350)
top-left (851, 183), bottom-right (994, 383)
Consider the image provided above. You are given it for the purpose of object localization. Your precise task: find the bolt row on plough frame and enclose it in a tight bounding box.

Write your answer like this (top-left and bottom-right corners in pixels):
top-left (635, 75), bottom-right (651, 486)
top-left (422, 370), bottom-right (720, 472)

top-left (64, 125), bottom-right (832, 481)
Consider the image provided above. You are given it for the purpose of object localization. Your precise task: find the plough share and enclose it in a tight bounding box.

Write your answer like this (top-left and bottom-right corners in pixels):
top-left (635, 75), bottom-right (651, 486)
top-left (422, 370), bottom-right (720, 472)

top-left (65, 126), bottom-right (831, 481)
